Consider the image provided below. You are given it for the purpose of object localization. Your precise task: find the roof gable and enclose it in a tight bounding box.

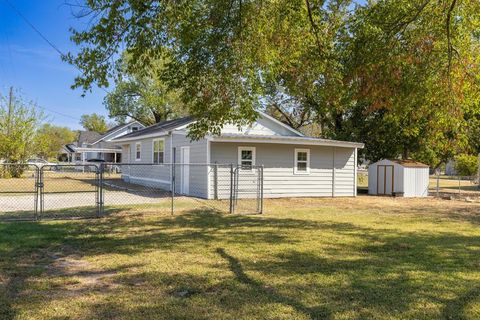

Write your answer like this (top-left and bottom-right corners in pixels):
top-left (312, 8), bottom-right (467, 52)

top-left (219, 112), bottom-right (303, 137)
top-left (113, 117), bottom-right (195, 141)
top-left (91, 121), bottom-right (144, 144)
top-left (112, 112), bottom-right (303, 142)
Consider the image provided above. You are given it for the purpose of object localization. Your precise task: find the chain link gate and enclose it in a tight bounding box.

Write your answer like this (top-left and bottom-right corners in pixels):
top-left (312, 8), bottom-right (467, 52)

top-left (39, 164), bottom-right (101, 219)
top-left (231, 165), bottom-right (264, 214)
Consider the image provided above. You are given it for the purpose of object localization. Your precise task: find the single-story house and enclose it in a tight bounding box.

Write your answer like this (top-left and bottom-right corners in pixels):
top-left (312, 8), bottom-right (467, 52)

top-left (112, 112), bottom-right (365, 199)
top-left (60, 121), bottom-right (144, 163)
top-left (368, 159), bottom-right (430, 197)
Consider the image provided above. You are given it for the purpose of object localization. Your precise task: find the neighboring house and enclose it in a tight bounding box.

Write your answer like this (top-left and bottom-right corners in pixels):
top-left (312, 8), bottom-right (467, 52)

top-left (60, 121), bottom-right (144, 163)
top-left (112, 112), bottom-right (364, 199)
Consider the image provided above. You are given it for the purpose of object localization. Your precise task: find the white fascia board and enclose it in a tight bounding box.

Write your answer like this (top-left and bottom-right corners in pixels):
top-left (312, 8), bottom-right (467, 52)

top-left (211, 136), bottom-right (364, 148)
top-left (113, 132), bottom-right (170, 142)
top-left (91, 121), bottom-right (140, 145)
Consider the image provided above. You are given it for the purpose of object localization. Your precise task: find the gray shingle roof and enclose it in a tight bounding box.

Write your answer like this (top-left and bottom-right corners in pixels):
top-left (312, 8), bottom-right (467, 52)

top-left (113, 117), bottom-right (194, 140)
top-left (77, 131), bottom-right (102, 145)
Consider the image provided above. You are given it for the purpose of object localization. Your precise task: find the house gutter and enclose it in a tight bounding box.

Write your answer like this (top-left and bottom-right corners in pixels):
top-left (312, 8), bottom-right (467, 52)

top-left (210, 136), bottom-right (365, 149)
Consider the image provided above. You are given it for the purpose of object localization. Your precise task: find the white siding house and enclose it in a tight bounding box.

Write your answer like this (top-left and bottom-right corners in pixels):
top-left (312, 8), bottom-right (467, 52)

top-left (368, 159), bottom-right (430, 197)
top-left (113, 113), bottom-right (364, 199)
top-left (61, 121), bottom-right (144, 163)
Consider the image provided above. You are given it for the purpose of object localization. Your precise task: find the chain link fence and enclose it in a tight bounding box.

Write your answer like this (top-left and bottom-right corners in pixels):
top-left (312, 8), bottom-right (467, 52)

top-left (0, 163), bottom-right (39, 221)
top-left (429, 174), bottom-right (480, 200)
top-left (0, 163), bottom-right (264, 221)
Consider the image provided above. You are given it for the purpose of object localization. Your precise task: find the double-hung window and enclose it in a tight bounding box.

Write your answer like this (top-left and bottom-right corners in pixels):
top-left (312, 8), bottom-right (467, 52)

top-left (238, 147), bottom-right (256, 170)
top-left (294, 148), bottom-right (310, 174)
top-left (135, 142), bottom-right (141, 161)
top-left (153, 139), bottom-right (165, 164)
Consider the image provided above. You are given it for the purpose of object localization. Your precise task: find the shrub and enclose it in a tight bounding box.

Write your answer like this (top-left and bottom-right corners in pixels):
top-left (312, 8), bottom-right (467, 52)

top-left (454, 154), bottom-right (478, 176)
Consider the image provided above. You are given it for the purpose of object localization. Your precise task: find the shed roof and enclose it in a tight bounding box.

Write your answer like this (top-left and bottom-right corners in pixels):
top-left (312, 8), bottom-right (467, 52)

top-left (388, 159), bottom-right (429, 168)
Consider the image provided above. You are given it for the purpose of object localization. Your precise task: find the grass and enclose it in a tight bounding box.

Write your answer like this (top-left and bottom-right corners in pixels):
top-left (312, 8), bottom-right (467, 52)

top-left (1, 197), bottom-right (480, 319)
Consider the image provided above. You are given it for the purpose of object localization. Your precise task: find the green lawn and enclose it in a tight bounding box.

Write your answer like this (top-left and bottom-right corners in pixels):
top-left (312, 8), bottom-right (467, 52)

top-left (1, 197), bottom-right (480, 319)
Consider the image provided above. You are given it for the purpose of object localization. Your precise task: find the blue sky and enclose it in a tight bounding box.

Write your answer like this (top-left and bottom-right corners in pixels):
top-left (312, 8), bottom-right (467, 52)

top-left (0, 0), bottom-right (107, 129)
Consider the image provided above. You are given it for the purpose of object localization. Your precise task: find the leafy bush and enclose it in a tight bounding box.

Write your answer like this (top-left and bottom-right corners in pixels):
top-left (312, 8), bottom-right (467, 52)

top-left (454, 154), bottom-right (478, 176)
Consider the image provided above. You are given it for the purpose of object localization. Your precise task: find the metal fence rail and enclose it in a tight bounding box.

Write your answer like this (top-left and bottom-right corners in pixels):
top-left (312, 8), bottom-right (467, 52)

top-left (0, 163), bottom-right (264, 221)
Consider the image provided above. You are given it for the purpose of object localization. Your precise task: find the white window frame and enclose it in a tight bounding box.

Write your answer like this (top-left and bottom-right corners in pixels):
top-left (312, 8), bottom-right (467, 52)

top-left (152, 138), bottom-right (165, 164)
top-left (238, 146), bottom-right (256, 170)
top-left (294, 148), bottom-right (310, 174)
top-left (135, 142), bottom-right (142, 161)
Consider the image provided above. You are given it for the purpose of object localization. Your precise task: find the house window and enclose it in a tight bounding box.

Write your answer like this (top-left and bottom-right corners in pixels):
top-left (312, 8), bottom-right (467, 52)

top-left (238, 147), bottom-right (256, 170)
top-left (153, 139), bottom-right (165, 164)
top-left (294, 148), bottom-right (310, 174)
top-left (132, 126), bottom-right (139, 132)
top-left (135, 142), bottom-right (141, 161)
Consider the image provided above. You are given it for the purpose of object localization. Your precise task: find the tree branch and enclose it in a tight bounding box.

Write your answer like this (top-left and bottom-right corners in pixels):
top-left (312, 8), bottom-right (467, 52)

top-left (446, 0), bottom-right (457, 86)
top-left (305, 0), bottom-right (324, 58)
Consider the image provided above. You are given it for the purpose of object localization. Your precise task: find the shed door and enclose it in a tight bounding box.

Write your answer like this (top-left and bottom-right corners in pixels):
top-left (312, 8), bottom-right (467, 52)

top-left (377, 165), bottom-right (394, 195)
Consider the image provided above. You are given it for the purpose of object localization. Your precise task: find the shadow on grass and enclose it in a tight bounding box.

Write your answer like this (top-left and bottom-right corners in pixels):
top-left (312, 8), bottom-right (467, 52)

top-left (1, 206), bottom-right (480, 318)
top-left (216, 247), bottom-right (333, 319)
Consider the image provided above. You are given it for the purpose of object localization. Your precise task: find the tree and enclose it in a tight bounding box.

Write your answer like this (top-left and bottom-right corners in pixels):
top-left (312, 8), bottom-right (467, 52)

top-left (80, 113), bottom-right (109, 133)
top-left (36, 124), bottom-right (77, 160)
top-left (65, 0), bottom-right (350, 138)
top-left (339, 0), bottom-right (480, 167)
top-left (65, 0), bottom-right (480, 165)
top-left (0, 89), bottom-right (44, 176)
top-left (104, 55), bottom-right (185, 125)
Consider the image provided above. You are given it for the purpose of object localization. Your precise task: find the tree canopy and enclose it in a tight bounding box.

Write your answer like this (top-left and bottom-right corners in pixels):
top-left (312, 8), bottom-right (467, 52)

top-left (0, 89), bottom-right (44, 173)
top-left (66, 0), bottom-right (480, 166)
top-left (36, 124), bottom-right (77, 160)
top-left (79, 113), bottom-right (109, 133)
top-left (103, 55), bottom-right (185, 126)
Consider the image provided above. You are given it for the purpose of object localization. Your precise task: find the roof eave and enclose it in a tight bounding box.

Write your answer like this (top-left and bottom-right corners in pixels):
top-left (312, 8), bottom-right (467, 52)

top-left (112, 131), bottom-right (171, 142)
top-left (210, 136), bottom-right (364, 148)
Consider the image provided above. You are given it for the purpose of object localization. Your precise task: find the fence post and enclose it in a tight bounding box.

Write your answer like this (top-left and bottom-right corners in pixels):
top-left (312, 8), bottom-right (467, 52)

top-left (214, 163), bottom-right (218, 200)
top-left (229, 164), bottom-right (234, 214)
top-left (436, 170), bottom-right (439, 198)
top-left (458, 175), bottom-right (461, 195)
top-left (260, 165), bottom-right (264, 214)
top-left (97, 164), bottom-right (103, 217)
top-left (34, 165), bottom-right (40, 221)
top-left (171, 162), bottom-right (175, 215)
top-left (39, 167), bottom-right (44, 218)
